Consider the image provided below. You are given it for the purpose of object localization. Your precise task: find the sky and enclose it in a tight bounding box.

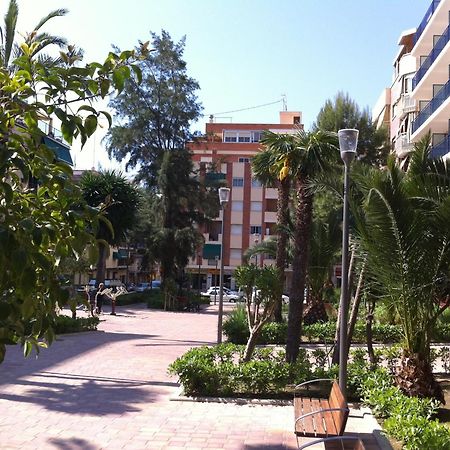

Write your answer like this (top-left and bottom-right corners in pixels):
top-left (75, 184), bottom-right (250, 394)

top-left (12, 0), bottom-right (427, 174)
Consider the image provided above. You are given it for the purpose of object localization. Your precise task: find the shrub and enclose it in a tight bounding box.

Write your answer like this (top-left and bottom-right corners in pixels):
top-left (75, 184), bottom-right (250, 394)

top-left (52, 316), bottom-right (99, 334)
top-left (145, 290), bottom-right (165, 309)
top-left (223, 307), bottom-right (249, 344)
top-left (115, 292), bottom-right (146, 306)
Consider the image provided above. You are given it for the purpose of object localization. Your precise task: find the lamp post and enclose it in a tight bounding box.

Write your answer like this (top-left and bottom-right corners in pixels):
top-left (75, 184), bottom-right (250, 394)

top-left (337, 129), bottom-right (359, 399)
top-left (253, 233), bottom-right (260, 266)
top-left (217, 187), bottom-right (230, 344)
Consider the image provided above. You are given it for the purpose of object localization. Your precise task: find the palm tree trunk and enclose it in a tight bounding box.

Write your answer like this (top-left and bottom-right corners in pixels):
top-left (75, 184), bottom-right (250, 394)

top-left (286, 181), bottom-right (313, 363)
top-left (346, 261), bottom-right (365, 355)
top-left (366, 299), bottom-right (376, 366)
top-left (274, 179), bottom-right (290, 322)
top-left (96, 243), bottom-right (107, 284)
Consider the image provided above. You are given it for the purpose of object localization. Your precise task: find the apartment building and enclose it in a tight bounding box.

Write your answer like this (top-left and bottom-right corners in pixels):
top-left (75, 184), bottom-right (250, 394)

top-left (186, 111), bottom-right (302, 291)
top-left (374, 0), bottom-right (450, 161)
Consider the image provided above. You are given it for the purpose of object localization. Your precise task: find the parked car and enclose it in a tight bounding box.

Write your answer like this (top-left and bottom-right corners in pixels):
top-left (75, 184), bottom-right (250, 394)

top-left (136, 282), bottom-right (151, 292)
top-left (251, 290), bottom-right (289, 304)
top-left (200, 287), bottom-right (240, 302)
top-left (151, 280), bottom-right (161, 289)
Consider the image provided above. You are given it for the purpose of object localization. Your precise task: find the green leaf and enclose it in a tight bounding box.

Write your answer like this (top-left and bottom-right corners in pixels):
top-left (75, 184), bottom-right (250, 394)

top-left (131, 64), bottom-right (142, 83)
top-left (77, 105), bottom-right (97, 115)
top-left (100, 79), bottom-right (110, 97)
top-left (99, 110), bottom-right (112, 128)
top-left (0, 303), bottom-right (11, 320)
top-left (1, 182), bottom-right (13, 204)
top-left (84, 115), bottom-right (98, 137)
top-left (112, 68), bottom-right (125, 93)
top-left (23, 341), bottom-right (32, 358)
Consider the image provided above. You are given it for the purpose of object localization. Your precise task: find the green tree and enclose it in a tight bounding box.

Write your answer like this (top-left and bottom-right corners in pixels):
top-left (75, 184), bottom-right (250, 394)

top-left (0, 24), bottom-right (144, 362)
top-left (235, 264), bottom-right (282, 361)
top-left (252, 132), bottom-right (297, 322)
top-left (352, 136), bottom-right (450, 401)
top-left (0, 0), bottom-right (68, 70)
top-left (106, 30), bottom-right (202, 185)
top-left (286, 129), bottom-right (339, 363)
top-left (314, 92), bottom-right (389, 167)
top-left (80, 170), bottom-right (141, 284)
top-left (152, 148), bottom-right (219, 295)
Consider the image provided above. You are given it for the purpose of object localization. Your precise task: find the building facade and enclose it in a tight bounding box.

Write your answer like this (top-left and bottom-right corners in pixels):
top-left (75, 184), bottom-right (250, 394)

top-left (374, 0), bottom-right (450, 162)
top-left (187, 111), bottom-right (302, 291)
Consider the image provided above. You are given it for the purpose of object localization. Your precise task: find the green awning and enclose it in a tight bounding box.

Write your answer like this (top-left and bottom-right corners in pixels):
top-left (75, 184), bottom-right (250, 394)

top-left (42, 136), bottom-right (73, 165)
top-left (202, 243), bottom-right (221, 259)
top-left (205, 172), bottom-right (226, 181)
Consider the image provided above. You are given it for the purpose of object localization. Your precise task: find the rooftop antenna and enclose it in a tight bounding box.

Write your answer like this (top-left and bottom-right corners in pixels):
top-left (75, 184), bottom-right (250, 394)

top-left (281, 94), bottom-right (287, 111)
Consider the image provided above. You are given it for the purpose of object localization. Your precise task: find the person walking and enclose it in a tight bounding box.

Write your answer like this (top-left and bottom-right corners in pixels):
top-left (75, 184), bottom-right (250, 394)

top-left (95, 283), bottom-right (108, 314)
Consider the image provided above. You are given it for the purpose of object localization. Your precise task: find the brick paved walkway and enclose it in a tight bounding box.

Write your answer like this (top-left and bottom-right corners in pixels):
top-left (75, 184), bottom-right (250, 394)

top-left (0, 303), bottom-right (383, 450)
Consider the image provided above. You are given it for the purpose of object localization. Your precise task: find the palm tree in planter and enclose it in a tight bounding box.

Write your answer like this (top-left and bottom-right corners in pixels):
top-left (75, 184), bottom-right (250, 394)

top-left (352, 136), bottom-right (450, 401)
top-left (252, 132), bottom-right (297, 322)
top-left (286, 129), bottom-right (339, 363)
top-left (235, 264), bottom-right (283, 362)
top-left (81, 170), bottom-right (141, 284)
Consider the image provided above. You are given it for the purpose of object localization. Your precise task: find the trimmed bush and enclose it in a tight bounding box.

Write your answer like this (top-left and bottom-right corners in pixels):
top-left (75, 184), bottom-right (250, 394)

top-left (53, 316), bottom-right (99, 334)
top-left (115, 292), bottom-right (147, 306)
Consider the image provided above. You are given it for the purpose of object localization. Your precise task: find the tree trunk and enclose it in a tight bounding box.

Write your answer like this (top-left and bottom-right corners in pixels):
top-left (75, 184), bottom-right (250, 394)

top-left (274, 179), bottom-right (290, 323)
top-left (346, 261), bottom-right (365, 355)
top-left (395, 351), bottom-right (444, 403)
top-left (96, 243), bottom-right (107, 284)
top-left (286, 181), bottom-right (313, 363)
top-left (366, 299), bottom-right (376, 366)
top-left (332, 249), bottom-right (355, 365)
top-left (243, 326), bottom-right (263, 362)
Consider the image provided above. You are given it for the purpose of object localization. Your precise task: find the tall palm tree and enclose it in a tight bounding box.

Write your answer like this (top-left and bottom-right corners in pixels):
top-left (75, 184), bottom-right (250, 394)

top-left (252, 132), bottom-right (297, 322)
top-left (352, 136), bottom-right (450, 400)
top-left (0, 0), bottom-right (68, 70)
top-left (286, 129), bottom-right (339, 362)
top-left (81, 170), bottom-right (141, 284)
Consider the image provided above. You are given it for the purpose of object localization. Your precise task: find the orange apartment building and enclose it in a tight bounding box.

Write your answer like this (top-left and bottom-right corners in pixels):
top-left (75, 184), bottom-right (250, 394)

top-left (186, 111), bottom-right (303, 291)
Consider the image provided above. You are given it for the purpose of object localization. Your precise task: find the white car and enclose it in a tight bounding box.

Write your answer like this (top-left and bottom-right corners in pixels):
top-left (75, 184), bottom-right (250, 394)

top-left (200, 287), bottom-right (240, 302)
top-left (252, 290), bottom-right (289, 304)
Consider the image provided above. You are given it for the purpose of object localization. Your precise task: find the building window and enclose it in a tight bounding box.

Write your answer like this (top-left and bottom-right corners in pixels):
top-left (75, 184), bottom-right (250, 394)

top-left (251, 201), bottom-right (262, 211)
top-left (231, 224), bottom-right (242, 235)
top-left (232, 201), bottom-right (243, 211)
top-left (223, 131), bottom-right (237, 142)
top-left (251, 178), bottom-right (262, 188)
top-left (223, 130), bottom-right (263, 143)
top-left (252, 131), bottom-right (263, 142)
top-left (238, 157), bottom-right (250, 163)
top-left (230, 248), bottom-right (242, 261)
top-left (238, 131), bottom-right (251, 142)
top-left (250, 226), bottom-right (262, 235)
top-left (232, 177), bottom-right (244, 187)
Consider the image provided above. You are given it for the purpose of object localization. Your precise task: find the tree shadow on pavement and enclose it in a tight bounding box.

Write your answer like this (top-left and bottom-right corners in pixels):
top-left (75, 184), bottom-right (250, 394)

top-left (1, 331), bottom-right (158, 386)
top-left (47, 437), bottom-right (97, 450)
top-left (0, 371), bottom-right (160, 415)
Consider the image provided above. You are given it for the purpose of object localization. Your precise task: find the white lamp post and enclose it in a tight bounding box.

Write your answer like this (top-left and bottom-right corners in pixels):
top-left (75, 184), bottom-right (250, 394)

top-left (337, 129), bottom-right (359, 399)
top-left (217, 187), bottom-right (230, 344)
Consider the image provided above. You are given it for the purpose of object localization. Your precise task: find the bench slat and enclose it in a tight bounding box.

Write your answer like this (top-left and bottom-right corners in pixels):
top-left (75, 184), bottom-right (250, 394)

top-left (329, 381), bottom-right (348, 435)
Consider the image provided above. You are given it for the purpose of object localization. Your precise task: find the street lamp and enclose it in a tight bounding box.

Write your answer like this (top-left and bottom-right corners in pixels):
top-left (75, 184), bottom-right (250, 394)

top-left (338, 128), bottom-right (359, 399)
top-left (217, 187), bottom-right (230, 344)
top-left (253, 233), bottom-right (260, 266)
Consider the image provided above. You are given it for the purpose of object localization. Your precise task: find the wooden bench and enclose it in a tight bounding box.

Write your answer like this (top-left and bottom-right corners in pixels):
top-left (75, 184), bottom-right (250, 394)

top-left (294, 379), bottom-right (349, 446)
top-left (298, 436), bottom-right (366, 450)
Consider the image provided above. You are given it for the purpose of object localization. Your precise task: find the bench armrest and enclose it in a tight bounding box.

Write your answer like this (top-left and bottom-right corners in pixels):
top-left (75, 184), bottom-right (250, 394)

top-left (295, 406), bottom-right (349, 424)
top-left (294, 378), bottom-right (335, 391)
top-left (297, 436), bottom-right (361, 450)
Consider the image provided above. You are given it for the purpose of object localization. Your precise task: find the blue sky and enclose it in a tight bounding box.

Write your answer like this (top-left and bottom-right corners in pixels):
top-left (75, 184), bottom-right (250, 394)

top-left (14, 0), bottom-right (426, 171)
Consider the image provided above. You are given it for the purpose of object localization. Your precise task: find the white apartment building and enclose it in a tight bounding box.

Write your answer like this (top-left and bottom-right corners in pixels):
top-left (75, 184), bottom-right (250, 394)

top-left (374, 0), bottom-right (450, 161)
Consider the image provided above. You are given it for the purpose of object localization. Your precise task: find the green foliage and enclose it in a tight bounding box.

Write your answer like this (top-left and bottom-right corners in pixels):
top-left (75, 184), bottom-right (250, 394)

top-left (51, 315), bottom-right (99, 334)
top-left (106, 30), bottom-right (202, 185)
top-left (223, 307), bottom-right (249, 344)
top-left (313, 91), bottom-right (390, 167)
top-left (115, 292), bottom-right (146, 306)
top-left (145, 290), bottom-right (165, 309)
top-left (0, 18), bottom-right (144, 362)
top-left (360, 368), bottom-right (450, 450)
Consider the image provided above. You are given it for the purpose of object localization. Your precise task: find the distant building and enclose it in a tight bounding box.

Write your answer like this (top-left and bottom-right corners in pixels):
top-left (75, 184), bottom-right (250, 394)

top-left (374, 0), bottom-right (450, 163)
top-left (186, 111), bottom-right (302, 291)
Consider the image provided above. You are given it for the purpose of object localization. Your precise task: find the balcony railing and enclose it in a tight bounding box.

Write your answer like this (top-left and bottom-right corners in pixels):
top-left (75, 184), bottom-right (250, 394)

top-left (394, 133), bottom-right (413, 156)
top-left (414, 0), bottom-right (441, 44)
top-left (430, 133), bottom-right (450, 158)
top-left (413, 21), bottom-right (450, 90)
top-left (412, 78), bottom-right (450, 133)
top-left (400, 94), bottom-right (416, 115)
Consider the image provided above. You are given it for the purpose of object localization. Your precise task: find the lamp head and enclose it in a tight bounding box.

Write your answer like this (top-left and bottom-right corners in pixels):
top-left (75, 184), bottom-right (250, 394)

top-left (338, 129), bottom-right (359, 165)
top-left (218, 187), bottom-right (230, 205)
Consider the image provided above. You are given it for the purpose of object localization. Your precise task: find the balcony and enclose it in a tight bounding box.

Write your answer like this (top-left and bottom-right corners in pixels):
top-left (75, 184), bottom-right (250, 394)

top-left (430, 133), bottom-right (450, 158)
top-left (413, 21), bottom-right (450, 90)
top-left (412, 78), bottom-right (450, 133)
top-left (399, 94), bottom-right (416, 116)
top-left (394, 133), bottom-right (414, 158)
top-left (414, 0), bottom-right (441, 45)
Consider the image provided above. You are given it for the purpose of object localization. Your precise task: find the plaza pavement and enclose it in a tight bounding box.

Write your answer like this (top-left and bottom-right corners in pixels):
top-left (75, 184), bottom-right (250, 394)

top-left (0, 303), bottom-right (385, 450)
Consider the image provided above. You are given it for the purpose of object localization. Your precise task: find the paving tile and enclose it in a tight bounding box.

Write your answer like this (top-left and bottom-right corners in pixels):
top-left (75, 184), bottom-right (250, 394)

top-left (0, 304), bottom-right (381, 450)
